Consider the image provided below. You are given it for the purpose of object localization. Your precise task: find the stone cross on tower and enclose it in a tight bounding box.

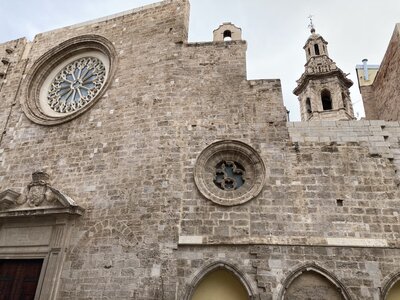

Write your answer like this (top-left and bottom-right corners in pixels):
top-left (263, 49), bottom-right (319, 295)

top-left (293, 24), bottom-right (355, 121)
top-left (308, 15), bottom-right (315, 32)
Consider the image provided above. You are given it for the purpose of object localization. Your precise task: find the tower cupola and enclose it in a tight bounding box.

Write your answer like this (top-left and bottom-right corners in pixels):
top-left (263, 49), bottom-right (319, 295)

top-left (304, 28), bottom-right (329, 60)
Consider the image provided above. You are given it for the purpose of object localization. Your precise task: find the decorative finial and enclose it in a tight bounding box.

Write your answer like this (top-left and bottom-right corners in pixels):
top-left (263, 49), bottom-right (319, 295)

top-left (308, 15), bottom-right (315, 33)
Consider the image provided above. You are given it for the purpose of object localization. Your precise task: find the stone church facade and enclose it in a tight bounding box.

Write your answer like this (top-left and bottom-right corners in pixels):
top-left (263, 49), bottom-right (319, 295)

top-left (0, 0), bottom-right (400, 299)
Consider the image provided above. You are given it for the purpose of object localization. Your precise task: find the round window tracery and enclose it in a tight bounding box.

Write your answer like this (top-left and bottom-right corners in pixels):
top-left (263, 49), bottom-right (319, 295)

top-left (194, 140), bottom-right (266, 206)
top-left (214, 161), bottom-right (245, 191)
top-left (39, 51), bottom-right (110, 118)
top-left (47, 57), bottom-right (106, 114)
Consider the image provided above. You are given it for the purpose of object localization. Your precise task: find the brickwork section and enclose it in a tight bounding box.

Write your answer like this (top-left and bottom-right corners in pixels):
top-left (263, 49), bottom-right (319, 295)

top-left (288, 119), bottom-right (400, 152)
top-left (287, 120), bottom-right (400, 166)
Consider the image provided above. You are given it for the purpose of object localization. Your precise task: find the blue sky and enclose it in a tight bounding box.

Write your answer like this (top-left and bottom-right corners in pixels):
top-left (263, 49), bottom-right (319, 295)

top-left (1, 0), bottom-right (400, 120)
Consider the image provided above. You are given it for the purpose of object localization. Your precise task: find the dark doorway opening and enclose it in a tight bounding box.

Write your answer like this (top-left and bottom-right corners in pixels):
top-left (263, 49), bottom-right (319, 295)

top-left (0, 259), bottom-right (43, 300)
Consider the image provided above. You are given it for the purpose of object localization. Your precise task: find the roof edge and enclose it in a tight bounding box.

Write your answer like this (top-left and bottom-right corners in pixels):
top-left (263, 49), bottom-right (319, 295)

top-left (36, 0), bottom-right (174, 38)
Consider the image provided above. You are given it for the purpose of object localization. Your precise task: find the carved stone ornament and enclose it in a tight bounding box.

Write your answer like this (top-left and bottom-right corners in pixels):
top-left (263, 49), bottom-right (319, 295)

top-left (0, 171), bottom-right (84, 218)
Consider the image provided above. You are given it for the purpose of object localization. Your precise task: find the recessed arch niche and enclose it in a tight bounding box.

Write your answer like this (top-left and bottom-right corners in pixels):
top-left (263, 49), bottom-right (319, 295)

top-left (184, 261), bottom-right (256, 300)
top-left (279, 264), bottom-right (352, 300)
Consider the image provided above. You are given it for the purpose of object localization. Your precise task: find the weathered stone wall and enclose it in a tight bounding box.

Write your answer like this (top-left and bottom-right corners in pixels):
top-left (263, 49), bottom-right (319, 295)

top-left (0, 37), bottom-right (27, 164)
top-left (177, 120), bottom-right (400, 299)
top-left (180, 120), bottom-right (400, 246)
top-left (0, 1), bottom-right (399, 299)
top-left (361, 24), bottom-right (400, 121)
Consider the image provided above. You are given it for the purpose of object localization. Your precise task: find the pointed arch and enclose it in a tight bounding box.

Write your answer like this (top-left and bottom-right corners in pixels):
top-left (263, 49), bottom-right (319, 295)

top-left (184, 261), bottom-right (257, 300)
top-left (382, 271), bottom-right (400, 300)
top-left (69, 219), bottom-right (139, 255)
top-left (278, 263), bottom-right (352, 300)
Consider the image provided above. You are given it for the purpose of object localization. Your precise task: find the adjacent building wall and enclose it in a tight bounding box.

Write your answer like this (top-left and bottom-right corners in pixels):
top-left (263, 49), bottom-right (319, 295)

top-left (360, 24), bottom-right (400, 121)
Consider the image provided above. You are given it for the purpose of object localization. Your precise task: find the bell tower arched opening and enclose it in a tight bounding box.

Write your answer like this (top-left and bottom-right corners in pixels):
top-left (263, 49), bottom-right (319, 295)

top-left (223, 30), bottom-right (232, 41)
top-left (321, 89), bottom-right (332, 110)
top-left (314, 44), bottom-right (320, 55)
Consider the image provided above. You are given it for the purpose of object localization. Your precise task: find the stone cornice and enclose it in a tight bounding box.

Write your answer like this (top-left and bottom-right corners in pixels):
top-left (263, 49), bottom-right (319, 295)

top-left (293, 68), bottom-right (353, 95)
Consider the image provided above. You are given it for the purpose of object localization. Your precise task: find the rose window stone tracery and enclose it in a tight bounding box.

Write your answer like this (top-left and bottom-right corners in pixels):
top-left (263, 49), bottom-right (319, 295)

top-left (47, 57), bottom-right (106, 113)
top-left (214, 161), bottom-right (245, 191)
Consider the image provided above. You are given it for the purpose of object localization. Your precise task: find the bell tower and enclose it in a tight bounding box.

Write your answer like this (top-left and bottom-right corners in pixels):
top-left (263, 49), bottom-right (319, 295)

top-left (294, 24), bottom-right (354, 121)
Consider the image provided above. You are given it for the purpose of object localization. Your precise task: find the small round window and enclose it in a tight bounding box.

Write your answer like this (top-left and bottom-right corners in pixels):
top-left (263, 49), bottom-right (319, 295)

top-left (194, 140), bottom-right (266, 206)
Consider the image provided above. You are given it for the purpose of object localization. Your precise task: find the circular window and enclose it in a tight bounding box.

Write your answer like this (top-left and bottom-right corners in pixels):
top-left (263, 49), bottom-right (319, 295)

top-left (40, 52), bottom-right (109, 117)
top-left (22, 35), bottom-right (116, 125)
top-left (194, 140), bottom-right (266, 206)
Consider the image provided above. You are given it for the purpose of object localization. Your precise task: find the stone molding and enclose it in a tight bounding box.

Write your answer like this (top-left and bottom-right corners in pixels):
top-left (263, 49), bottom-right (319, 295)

top-left (21, 34), bottom-right (117, 125)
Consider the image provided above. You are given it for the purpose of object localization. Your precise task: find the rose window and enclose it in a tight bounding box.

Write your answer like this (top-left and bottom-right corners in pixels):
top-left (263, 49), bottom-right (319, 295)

top-left (194, 140), bottom-right (266, 206)
top-left (214, 161), bottom-right (245, 191)
top-left (47, 57), bottom-right (106, 113)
